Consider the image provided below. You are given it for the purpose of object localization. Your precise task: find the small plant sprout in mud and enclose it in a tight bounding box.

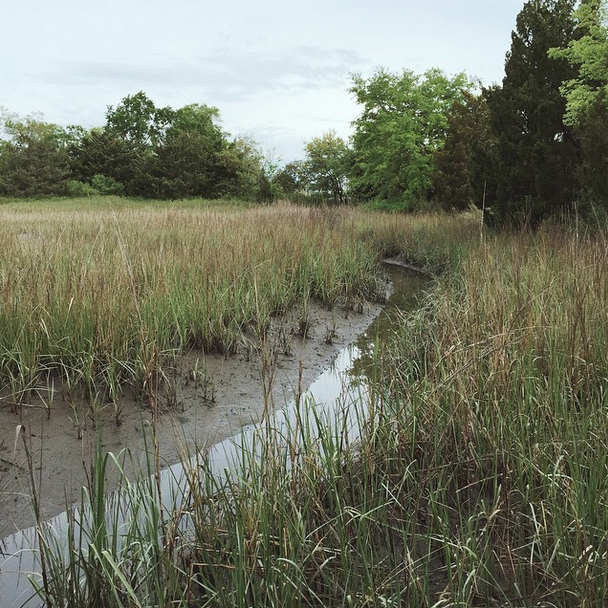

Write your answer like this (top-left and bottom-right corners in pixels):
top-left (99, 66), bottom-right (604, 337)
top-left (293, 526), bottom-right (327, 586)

top-left (324, 322), bottom-right (338, 346)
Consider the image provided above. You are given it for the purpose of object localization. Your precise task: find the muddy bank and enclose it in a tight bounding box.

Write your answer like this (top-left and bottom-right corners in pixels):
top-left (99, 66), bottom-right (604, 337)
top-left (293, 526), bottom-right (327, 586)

top-left (0, 298), bottom-right (386, 536)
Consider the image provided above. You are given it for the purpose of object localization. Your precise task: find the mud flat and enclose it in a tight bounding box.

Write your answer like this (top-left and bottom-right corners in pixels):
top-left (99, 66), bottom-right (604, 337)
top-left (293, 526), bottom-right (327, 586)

top-left (0, 297), bottom-right (386, 537)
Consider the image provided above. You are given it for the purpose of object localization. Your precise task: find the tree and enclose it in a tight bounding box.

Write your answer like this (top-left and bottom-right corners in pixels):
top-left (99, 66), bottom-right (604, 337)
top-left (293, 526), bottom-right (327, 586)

top-left (105, 91), bottom-right (174, 149)
top-left (349, 68), bottom-right (473, 208)
top-left (484, 0), bottom-right (581, 225)
top-left (68, 127), bottom-right (137, 194)
top-left (303, 130), bottom-right (351, 204)
top-left (550, 0), bottom-right (608, 206)
top-left (433, 93), bottom-right (497, 211)
top-left (273, 161), bottom-right (306, 196)
top-left (0, 112), bottom-right (70, 197)
top-left (550, 0), bottom-right (608, 126)
top-left (101, 92), bottom-right (178, 196)
top-left (214, 136), bottom-right (277, 202)
top-left (149, 103), bottom-right (226, 198)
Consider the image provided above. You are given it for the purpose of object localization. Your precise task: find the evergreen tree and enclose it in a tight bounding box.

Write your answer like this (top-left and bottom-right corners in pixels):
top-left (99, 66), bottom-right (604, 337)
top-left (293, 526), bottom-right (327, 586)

top-left (0, 113), bottom-right (70, 197)
top-left (485, 0), bottom-right (581, 226)
top-left (68, 127), bottom-right (136, 194)
top-left (433, 93), bottom-right (496, 211)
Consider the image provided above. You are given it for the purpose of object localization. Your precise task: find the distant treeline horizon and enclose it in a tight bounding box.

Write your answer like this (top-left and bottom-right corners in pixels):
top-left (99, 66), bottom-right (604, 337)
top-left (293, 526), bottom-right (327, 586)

top-left (1, 0), bottom-right (607, 226)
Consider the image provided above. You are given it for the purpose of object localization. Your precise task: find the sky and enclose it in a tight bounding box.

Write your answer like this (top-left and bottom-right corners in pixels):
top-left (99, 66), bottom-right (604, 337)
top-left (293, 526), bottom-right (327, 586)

top-left (1, 0), bottom-right (525, 163)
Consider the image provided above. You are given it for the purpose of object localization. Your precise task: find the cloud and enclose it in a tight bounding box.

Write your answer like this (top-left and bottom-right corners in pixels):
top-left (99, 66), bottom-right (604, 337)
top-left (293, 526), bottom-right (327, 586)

top-left (37, 46), bottom-right (367, 103)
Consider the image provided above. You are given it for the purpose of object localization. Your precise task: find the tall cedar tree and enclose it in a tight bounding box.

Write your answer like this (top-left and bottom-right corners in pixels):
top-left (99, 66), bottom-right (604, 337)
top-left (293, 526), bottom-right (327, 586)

top-left (0, 117), bottom-right (70, 197)
top-left (433, 93), bottom-right (496, 211)
top-left (484, 0), bottom-right (581, 226)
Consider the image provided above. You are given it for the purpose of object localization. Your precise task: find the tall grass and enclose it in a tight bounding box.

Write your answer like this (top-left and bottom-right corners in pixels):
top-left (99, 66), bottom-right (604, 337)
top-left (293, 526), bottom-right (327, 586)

top-left (376, 223), bottom-right (608, 606)
top-left (0, 199), bottom-right (422, 414)
top-left (25, 205), bottom-right (608, 607)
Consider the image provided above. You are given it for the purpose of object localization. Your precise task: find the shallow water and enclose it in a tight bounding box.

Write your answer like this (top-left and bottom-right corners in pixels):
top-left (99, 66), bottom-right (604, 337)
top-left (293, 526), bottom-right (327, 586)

top-left (0, 264), bottom-right (427, 608)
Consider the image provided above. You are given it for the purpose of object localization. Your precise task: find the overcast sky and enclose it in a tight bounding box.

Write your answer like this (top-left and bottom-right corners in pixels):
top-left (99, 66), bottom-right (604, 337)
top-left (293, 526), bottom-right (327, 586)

top-left (2, 0), bottom-right (525, 162)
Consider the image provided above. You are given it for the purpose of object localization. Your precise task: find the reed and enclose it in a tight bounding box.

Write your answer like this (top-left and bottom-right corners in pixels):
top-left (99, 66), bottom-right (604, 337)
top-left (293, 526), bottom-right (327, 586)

top-left (0, 198), bottom-right (435, 419)
top-left (376, 222), bottom-right (608, 605)
top-left (27, 203), bottom-right (608, 607)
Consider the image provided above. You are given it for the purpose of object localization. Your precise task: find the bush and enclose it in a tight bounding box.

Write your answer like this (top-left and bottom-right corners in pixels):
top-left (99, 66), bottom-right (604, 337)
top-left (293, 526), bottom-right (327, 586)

top-left (65, 180), bottom-right (99, 197)
top-left (91, 174), bottom-right (125, 196)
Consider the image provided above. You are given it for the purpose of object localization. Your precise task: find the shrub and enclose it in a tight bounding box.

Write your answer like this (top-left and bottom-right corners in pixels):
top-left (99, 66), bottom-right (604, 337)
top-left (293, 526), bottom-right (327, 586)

top-left (91, 174), bottom-right (125, 196)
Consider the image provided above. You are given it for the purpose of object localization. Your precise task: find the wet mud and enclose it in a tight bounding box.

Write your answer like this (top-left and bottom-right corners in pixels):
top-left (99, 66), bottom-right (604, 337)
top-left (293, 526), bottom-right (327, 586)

top-left (0, 299), bottom-right (386, 536)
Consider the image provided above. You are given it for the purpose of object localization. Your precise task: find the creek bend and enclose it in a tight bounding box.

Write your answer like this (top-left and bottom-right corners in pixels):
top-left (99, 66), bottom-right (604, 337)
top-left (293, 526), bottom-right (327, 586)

top-left (0, 264), bottom-right (428, 608)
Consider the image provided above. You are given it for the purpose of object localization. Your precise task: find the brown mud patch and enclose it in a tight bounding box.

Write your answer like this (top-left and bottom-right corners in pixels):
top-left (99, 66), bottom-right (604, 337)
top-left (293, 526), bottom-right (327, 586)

top-left (0, 300), bottom-right (384, 536)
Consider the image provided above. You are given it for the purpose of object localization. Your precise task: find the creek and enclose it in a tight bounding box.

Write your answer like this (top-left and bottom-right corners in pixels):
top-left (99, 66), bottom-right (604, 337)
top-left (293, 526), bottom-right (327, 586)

top-left (0, 263), bottom-right (427, 608)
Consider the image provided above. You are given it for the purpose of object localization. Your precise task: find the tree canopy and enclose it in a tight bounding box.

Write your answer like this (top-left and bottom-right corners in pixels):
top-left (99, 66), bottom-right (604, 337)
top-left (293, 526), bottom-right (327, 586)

top-left (482, 0), bottom-right (582, 225)
top-left (0, 112), bottom-right (70, 197)
top-left (303, 131), bottom-right (351, 204)
top-left (0, 93), bottom-right (279, 201)
top-left (349, 68), bottom-right (474, 208)
top-left (550, 0), bottom-right (608, 126)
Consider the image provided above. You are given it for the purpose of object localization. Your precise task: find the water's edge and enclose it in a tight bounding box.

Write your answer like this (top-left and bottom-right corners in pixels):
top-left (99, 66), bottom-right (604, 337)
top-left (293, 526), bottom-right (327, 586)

top-left (0, 264), bottom-right (428, 608)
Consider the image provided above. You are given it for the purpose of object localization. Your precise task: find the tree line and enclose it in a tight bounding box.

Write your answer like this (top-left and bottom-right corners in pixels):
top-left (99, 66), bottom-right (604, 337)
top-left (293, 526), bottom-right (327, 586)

top-left (0, 92), bottom-right (277, 202)
top-left (1, 0), bottom-right (607, 225)
top-left (291, 0), bottom-right (608, 225)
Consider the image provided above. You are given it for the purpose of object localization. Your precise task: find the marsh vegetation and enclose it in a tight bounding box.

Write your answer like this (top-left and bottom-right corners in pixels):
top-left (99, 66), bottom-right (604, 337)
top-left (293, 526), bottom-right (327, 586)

top-left (1, 199), bottom-right (606, 607)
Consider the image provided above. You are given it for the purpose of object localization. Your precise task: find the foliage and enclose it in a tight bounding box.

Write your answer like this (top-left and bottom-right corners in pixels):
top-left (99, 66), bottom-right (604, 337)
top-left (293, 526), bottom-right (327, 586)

top-left (68, 127), bottom-right (139, 194)
top-left (2, 92), bottom-right (280, 202)
top-left (65, 92), bottom-right (278, 201)
top-left (302, 130), bottom-right (352, 204)
top-left (550, 0), bottom-right (608, 126)
top-left (349, 68), bottom-right (474, 207)
top-left (105, 91), bottom-right (174, 149)
top-left (483, 0), bottom-right (581, 226)
top-left (65, 179), bottom-right (99, 197)
top-left (273, 160), bottom-right (306, 196)
top-left (0, 112), bottom-right (71, 197)
top-left (432, 92), bottom-right (496, 211)
top-left (215, 137), bottom-right (279, 203)
top-left (145, 103), bottom-right (226, 198)
top-left (90, 173), bottom-right (125, 196)
top-left (550, 0), bottom-right (608, 208)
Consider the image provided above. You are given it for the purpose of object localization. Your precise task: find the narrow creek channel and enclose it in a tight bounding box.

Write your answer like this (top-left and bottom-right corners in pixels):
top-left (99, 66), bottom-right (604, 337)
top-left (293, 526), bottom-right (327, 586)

top-left (0, 264), bottom-right (428, 608)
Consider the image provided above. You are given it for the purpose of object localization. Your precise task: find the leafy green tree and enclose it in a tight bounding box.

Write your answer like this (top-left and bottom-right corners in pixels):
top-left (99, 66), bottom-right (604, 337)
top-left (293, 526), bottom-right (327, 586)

top-left (0, 112), bottom-right (70, 197)
top-left (274, 161), bottom-right (306, 196)
top-left (303, 130), bottom-right (352, 204)
top-left (101, 92), bottom-right (177, 196)
top-left (550, 0), bottom-right (608, 125)
top-left (149, 103), bottom-right (226, 198)
top-left (349, 68), bottom-right (473, 208)
top-left (484, 0), bottom-right (581, 225)
top-left (550, 0), bottom-right (608, 206)
top-left (105, 91), bottom-right (174, 148)
top-left (213, 137), bottom-right (279, 202)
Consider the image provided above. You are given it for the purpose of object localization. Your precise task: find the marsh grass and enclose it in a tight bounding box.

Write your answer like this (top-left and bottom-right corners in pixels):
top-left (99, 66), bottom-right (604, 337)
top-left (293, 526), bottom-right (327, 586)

top-left (0, 198), bottom-right (416, 421)
top-left (22, 204), bottom-right (608, 606)
top-left (377, 223), bottom-right (608, 606)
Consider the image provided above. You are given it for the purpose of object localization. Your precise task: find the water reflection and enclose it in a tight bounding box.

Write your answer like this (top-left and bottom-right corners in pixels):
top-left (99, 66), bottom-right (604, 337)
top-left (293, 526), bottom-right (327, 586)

top-left (351, 265), bottom-right (429, 381)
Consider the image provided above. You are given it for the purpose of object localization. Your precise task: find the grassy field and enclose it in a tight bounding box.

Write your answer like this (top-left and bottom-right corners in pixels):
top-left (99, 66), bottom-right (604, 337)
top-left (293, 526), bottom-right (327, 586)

top-left (0, 197), bottom-right (472, 415)
top-left (0, 199), bottom-right (380, 412)
top-left (6, 199), bottom-right (607, 607)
